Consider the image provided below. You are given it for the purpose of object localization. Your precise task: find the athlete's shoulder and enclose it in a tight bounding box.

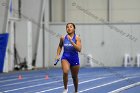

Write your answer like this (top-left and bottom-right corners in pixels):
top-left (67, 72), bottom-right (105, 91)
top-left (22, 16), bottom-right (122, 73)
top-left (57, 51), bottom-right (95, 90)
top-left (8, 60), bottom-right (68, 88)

top-left (76, 35), bottom-right (81, 40)
top-left (60, 35), bottom-right (64, 41)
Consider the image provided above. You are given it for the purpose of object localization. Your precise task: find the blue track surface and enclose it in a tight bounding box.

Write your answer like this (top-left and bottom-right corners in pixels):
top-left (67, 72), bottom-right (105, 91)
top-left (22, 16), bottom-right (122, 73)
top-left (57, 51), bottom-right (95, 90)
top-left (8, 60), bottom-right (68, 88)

top-left (0, 67), bottom-right (140, 93)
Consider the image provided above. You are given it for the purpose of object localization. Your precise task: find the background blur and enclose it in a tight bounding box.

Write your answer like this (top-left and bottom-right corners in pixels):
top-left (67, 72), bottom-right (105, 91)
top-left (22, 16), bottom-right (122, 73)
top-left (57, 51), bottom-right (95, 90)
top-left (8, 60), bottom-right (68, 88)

top-left (0, 0), bottom-right (140, 72)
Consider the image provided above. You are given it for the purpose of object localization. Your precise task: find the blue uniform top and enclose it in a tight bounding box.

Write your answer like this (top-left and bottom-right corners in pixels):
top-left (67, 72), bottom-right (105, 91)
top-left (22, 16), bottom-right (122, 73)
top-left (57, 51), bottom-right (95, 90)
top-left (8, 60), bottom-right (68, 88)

top-left (61, 34), bottom-right (79, 66)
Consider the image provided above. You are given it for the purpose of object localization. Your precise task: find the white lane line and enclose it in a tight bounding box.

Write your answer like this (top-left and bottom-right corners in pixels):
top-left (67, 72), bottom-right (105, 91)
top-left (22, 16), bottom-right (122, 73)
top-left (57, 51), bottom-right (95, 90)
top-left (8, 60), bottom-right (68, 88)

top-left (2, 69), bottom-right (140, 92)
top-left (2, 72), bottom-right (140, 92)
top-left (108, 82), bottom-right (140, 93)
top-left (0, 78), bottom-right (18, 83)
top-left (0, 75), bottom-right (45, 83)
top-left (79, 76), bottom-right (140, 93)
top-left (0, 78), bottom-right (44, 87)
top-left (1, 73), bottom-right (109, 92)
top-left (0, 68), bottom-right (131, 83)
top-left (35, 77), bottom-right (106, 93)
top-left (0, 72), bottom-right (112, 88)
top-left (0, 73), bottom-right (46, 80)
top-left (0, 73), bottom-right (91, 90)
top-left (3, 73), bottom-right (88, 92)
top-left (3, 80), bottom-right (63, 92)
top-left (3, 76), bottom-right (106, 93)
top-left (0, 74), bottom-right (64, 87)
top-left (0, 72), bottom-right (92, 83)
top-left (0, 69), bottom-right (136, 83)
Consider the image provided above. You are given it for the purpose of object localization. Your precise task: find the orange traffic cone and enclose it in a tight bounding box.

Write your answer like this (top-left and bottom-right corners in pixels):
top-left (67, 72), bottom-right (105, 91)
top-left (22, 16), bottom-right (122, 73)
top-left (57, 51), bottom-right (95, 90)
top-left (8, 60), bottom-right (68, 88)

top-left (18, 75), bottom-right (23, 80)
top-left (45, 75), bottom-right (49, 80)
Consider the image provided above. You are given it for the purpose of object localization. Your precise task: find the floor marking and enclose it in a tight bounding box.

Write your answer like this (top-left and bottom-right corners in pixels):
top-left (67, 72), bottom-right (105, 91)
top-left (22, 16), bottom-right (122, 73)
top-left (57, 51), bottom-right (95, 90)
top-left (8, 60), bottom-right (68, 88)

top-left (108, 82), bottom-right (140, 93)
top-left (79, 76), bottom-right (140, 93)
top-left (4, 80), bottom-right (63, 92)
top-left (35, 77), bottom-right (106, 93)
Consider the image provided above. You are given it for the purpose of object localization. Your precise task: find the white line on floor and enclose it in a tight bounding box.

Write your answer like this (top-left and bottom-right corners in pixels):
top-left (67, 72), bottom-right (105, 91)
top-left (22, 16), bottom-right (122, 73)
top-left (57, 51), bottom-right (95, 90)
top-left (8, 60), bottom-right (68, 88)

top-left (35, 77), bottom-right (106, 93)
top-left (108, 82), bottom-right (140, 93)
top-left (79, 76), bottom-right (140, 93)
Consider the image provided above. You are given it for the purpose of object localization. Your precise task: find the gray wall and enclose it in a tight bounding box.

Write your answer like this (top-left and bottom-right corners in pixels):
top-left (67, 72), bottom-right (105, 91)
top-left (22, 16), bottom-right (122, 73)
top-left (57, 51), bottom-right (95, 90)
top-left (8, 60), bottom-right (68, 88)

top-left (1, 0), bottom-right (140, 70)
top-left (51, 0), bottom-right (65, 22)
top-left (48, 23), bottom-right (140, 67)
top-left (52, 0), bottom-right (140, 23)
top-left (15, 20), bottom-right (27, 61)
top-left (3, 0), bottom-right (44, 69)
top-left (22, 0), bottom-right (42, 60)
top-left (0, 0), bottom-right (8, 33)
top-left (15, 0), bottom-right (43, 60)
top-left (15, 0), bottom-right (50, 68)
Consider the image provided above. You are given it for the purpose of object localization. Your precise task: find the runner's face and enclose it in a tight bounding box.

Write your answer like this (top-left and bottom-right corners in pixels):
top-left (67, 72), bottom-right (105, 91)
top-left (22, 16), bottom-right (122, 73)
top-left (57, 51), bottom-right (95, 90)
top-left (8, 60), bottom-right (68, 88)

top-left (66, 24), bottom-right (75, 34)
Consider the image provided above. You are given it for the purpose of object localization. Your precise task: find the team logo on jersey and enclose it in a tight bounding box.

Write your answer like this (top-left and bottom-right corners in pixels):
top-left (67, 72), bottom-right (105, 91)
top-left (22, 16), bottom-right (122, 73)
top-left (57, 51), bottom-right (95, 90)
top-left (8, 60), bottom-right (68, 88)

top-left (64, 43), bottom-right (73, 47)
